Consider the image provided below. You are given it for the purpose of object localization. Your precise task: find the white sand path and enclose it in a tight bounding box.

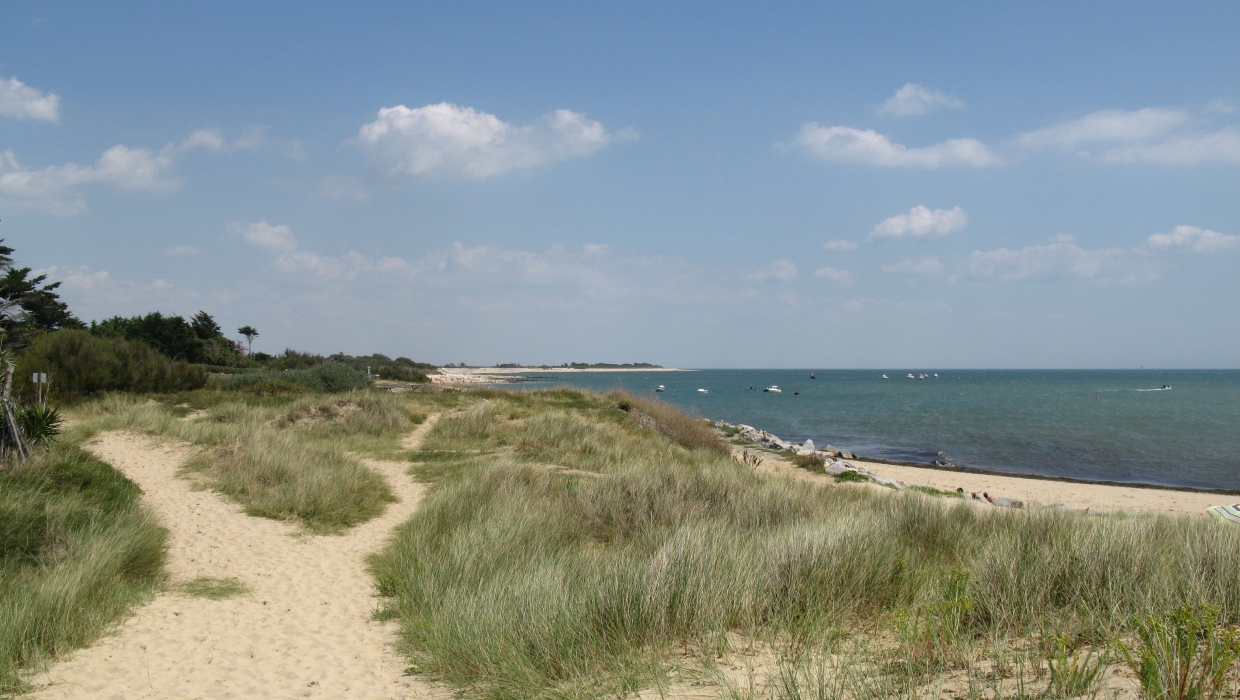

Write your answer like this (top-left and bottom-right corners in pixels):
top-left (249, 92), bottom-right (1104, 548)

top-left (27, 417), bottom-right (443, 700)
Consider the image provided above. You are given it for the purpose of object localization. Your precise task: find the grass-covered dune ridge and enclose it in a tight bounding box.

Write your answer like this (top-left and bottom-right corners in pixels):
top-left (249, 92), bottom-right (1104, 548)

top-left (372, 389), bottom-right (1240, 699)
top-left (69, 390), bottom-right (437, 532)
top-left (0, 444), bottom-right (166, 692)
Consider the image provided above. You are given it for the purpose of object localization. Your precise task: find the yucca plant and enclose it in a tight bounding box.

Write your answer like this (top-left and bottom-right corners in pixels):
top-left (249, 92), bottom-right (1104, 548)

top-left (19, 402), bottom-right (62, 445)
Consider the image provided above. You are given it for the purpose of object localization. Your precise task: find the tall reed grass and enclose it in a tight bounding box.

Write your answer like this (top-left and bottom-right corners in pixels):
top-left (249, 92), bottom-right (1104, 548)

top-left (372, 389), bottom-right (1240, 700)
top-left (0, 444), bottom-right (166, 692)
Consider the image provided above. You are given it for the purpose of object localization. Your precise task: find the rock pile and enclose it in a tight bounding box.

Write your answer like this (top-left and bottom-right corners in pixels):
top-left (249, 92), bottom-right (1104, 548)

top-left (716, 421), bottom-right (904, 490)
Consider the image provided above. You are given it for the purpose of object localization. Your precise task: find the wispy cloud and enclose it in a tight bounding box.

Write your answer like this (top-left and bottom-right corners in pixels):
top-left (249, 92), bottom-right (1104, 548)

top-left (963, 241), bottom-right (1157, 283)
top-left (796, 125), bottom-right (1001, 168)
top-left (0, 75), bottom-right (60, 122)
top-left (870, 205), bottom-right (968, 240)
top-left (1017, 108), bottom-right (1189, 149)
top-left (746, 259), bottom-right (798, 281)
top-left (1145, 225), bottom-right (1240, 253)
top-left (878, 84), bottom-right (965, 116)
top-left (882, 256), bottom-right (943, 275)
top-left (0, 131), bottom-right (250, 215)
top-left (166, 244), bottom-right (201, 257)
top-left (813, 266), bottom-right (853, 282)
top-left (823, 240), bottom-right (859, 251)
top-left (231, 221), bottom-right (297, 252)
top-left (1015, 108), bottom-right (1240, 165)
top-left (358, 102), bottom-right (634, 179)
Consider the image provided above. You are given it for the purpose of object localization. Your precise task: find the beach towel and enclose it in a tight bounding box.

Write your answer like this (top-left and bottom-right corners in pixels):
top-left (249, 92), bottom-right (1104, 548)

top-left (1206, 504), bottom-right (1240, 523)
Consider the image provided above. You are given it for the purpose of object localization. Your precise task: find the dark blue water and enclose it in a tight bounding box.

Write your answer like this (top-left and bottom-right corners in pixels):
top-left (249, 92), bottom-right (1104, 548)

top-left (512, 370), bottom-right (1240, 491)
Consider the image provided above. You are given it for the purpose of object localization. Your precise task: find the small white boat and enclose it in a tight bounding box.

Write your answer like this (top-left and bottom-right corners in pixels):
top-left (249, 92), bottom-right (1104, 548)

top-left (907, 374), bottom-right (915, 379)
top-left (918, 374), bottom-right (927, 380)
top-left (763, 385), bottom-right (782, 393)
top-left (655, 385), bottom-right (665, 392)
top-left (933, 374), bottom-right (938, 377)
top-left (696, 388), bottom-right (708, 394)
top-left (882, 374), bottom-right (889, 379)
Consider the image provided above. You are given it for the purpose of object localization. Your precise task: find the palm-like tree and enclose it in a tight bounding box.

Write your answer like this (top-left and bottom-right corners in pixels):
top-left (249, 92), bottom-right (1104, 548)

top-left (237, 325), bottom-right (259, 355)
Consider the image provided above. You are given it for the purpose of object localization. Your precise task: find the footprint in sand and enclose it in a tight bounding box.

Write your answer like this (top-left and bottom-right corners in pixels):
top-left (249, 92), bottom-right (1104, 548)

top-left (26, 417), bottom-right (443, 700)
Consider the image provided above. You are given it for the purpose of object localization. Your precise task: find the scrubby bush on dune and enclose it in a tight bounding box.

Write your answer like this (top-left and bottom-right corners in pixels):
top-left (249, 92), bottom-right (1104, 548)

top-left (208, 362), bottom-right (372, 394)
top-left (16, 330), bottom-right (207, 400)
top-left (0, 444), bottom-right (166, 691)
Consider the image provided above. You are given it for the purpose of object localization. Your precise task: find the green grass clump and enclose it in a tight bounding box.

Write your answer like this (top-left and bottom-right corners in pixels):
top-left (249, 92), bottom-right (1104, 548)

top-left (175, 576), bottom-right (249, 600)
top-left (372, 388), bottom-right (1240, 700)
top-left (0, 444), bottom-right (166, 692)
top-left (835, 469), bottom-right (870, 483)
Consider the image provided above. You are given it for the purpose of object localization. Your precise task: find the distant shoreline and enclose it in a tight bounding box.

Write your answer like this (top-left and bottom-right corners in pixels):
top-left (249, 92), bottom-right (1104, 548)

top-left (429, 366), bottom-right (691, 384)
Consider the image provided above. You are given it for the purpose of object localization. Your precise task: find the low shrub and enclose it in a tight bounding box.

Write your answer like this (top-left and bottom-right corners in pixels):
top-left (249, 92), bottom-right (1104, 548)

top-left (208, 362), bottom-right (372, 393)
top-left (15, 330), bottom-right (207, 400)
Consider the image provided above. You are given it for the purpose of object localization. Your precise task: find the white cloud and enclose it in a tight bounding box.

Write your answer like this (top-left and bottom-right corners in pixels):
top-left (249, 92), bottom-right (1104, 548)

top-left (166, 244), bottom-right (201, 257)
top-left (813, 266), bottom-right (853, 282)
top-left (1146, 225), bottom-right (1240, 253)
top-left (1097, 128), bottom-right (1240, 165)
top-left (878, 84), bottom-right (965, 116)
top-left (746, 259), bottom-right (797, 281)
top-left (358, 103), bottom-right (629, 178)
top-left (823, 240), bottom-right (859, 251)
top-left (796, 125), bottom-right (1001, 168)
top-left (36, 265), bottom-right (173, 307)
top-left (0, 76), bottom-right (60, 122)
top-left (964, 241), bottom-right (1156, 283)
top-left (231, 221), bottom-right (297, 252)
top-left (882, 256), bottom-right (943, 275)
top-left (0, 130), bottom-right (256, 215)
top-left (1017, 108), bottom-right (1189, 149)
top-left (870, 205), bottom-right (968, 240)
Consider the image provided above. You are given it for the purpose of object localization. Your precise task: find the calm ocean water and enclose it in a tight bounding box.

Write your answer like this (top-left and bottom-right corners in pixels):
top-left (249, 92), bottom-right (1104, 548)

top-left (512, 369), bottom-right (1240, 491)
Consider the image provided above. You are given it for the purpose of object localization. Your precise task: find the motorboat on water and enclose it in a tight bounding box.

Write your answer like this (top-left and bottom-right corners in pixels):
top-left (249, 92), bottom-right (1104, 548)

top-left (763, 385), bottom-right (782, 393)
top-left (907, 373), bottom-right (915, 379)
top-left (882, 374), bottom-right (889, 379)
top-left (918, 374), bottom-right (927, 380)
top-left (696, 388), bottom-right (709, 394)
top-left (810, 373), bottom-right (816, 379)
top-left (655, 385), bottom-right (665, 392)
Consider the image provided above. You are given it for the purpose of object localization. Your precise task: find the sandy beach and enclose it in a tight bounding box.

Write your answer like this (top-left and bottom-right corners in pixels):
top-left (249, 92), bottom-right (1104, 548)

top-left (429, 366), bottom-right (689, 384)
top-left (739, 446), bottom-right (1233, 516)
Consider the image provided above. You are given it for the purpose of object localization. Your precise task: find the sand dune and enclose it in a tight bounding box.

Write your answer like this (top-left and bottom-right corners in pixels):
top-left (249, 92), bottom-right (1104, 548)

top-left (26, 418), bottom-right (443, 700)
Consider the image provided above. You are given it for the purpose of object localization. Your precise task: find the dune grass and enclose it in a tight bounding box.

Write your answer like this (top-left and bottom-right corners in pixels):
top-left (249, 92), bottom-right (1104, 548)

top-left (0, 443), bottom-right (166, 693)
top-left (371, 388), bottom-right (1240, 700)
top-left (175, 576), bottom-right (249, 600)
top-left (68, 389), bottom-right (455, 532)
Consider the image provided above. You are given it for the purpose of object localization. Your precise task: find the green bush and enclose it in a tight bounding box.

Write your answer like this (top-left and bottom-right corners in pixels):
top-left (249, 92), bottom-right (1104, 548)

top-left (15, 330), bottom-right (207, 400)
top-left (0, 444), bottom-right (166, 691)
top-left (1120, 605), bottom-right (1240, 700)
top-left (208, 362), bottom-right (372, 393)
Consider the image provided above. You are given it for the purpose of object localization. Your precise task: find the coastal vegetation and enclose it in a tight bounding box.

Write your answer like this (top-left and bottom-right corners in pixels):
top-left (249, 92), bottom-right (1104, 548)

top-left (370, 388), bottom-right (1240, 700)
top-left (0, 444), bottom-right (165, 692)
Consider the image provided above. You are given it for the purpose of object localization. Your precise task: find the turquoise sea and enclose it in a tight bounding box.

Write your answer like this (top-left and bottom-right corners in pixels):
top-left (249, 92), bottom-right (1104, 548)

top-left (514, 370), bottom-right (1240, 491)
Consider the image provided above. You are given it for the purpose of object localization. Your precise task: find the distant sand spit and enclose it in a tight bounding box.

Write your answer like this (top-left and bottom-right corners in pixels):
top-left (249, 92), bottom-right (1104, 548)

top-left (26, 420), bottom-right (444, 700)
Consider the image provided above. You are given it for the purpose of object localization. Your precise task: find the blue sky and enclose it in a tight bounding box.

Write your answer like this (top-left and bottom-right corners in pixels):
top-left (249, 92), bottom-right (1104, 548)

top-left (2, 1), bottom-right (1238, 368)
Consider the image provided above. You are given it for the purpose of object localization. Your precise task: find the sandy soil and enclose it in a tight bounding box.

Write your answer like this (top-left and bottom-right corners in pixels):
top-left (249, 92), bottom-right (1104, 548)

top-left (735, 446), bottom-right (1233, 516)
top-left (26, 418), bottom-right (444, 700)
